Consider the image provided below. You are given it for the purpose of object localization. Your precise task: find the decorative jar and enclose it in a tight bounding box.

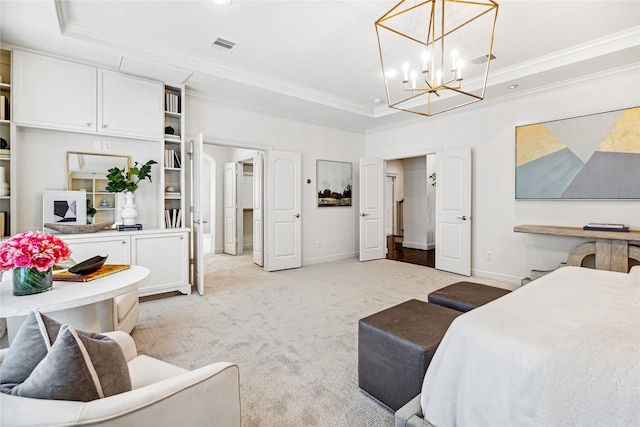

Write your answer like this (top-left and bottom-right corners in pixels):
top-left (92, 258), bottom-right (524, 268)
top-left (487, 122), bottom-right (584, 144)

top-left (12, 267), bottom-right (53, 296)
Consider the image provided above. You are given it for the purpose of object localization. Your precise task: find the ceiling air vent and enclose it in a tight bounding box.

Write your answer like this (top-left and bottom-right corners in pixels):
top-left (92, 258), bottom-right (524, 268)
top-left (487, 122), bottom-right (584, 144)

top-left (210, 36), bottom-right (238, 52)
top-left (470, 53), bottom-right (496, 66)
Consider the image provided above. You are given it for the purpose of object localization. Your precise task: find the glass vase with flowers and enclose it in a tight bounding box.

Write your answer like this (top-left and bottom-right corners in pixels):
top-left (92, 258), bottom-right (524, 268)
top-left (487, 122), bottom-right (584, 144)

top-left (0, 231), bottom-right (71, 296)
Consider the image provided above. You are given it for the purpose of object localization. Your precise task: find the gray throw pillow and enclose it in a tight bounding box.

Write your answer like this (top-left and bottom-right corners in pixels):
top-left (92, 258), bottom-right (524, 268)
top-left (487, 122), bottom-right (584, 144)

top-left (6, 325), bottom-right (132, 401)
top-left (0, 310), bottom-right (62, 388)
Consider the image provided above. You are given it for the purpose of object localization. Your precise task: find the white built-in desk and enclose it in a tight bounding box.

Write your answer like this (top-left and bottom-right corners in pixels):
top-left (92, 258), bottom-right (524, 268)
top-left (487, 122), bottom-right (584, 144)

top-left (514, 225), bottom-right (640, 273)
top-left (0, 265), bottom-right (149, 343)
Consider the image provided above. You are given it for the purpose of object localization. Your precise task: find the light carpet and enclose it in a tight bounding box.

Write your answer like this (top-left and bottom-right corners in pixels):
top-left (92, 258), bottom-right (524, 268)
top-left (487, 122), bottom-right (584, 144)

top-left (132, 254), bottom-right (515, 427)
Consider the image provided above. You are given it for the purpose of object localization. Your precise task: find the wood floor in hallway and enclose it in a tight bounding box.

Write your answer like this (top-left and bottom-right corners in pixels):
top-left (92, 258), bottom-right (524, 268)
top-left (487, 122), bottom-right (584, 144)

top-left (386, 235), bottom-right (435, 268)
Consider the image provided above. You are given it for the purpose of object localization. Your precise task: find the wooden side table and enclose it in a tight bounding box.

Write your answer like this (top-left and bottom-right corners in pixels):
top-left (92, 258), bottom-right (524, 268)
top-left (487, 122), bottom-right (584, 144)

top-left (514, 225), bottom-right (640, 273)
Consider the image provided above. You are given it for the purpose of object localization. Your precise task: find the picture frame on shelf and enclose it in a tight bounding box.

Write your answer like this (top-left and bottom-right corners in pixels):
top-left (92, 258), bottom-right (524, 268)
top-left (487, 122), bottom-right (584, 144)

top-left (43, 190), bottom-right (87, 230)
top-left (316, 159), bottom-right (353, 207)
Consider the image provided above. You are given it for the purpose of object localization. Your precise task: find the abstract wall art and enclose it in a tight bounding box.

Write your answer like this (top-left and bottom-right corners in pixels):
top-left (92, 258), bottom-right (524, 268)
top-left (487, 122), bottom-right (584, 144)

top-left (43, 190), bottom-right (87, 228)
top-left (515, 106), bottom-right (640, 199)
top-left (317, 160), bottom-right (352, 207)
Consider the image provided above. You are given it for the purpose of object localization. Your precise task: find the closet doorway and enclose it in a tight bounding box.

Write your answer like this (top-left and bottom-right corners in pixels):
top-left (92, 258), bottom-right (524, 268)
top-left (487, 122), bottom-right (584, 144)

top-left (202, 143), bottom-right (264, 266)
top-left (385, 155), bottom-right (437, 268)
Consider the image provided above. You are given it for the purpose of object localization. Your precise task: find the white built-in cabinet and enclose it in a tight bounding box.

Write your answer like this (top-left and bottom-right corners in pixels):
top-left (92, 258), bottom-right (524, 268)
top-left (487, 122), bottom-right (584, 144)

top-left (13, 50), bottom-right (163, 140)
top-left (98, 70), bottom-right (163, 140)
top-left (13, 51), bottom-right (96, 132)
top-left (8, 49), bottom-right (191, 296)
top-left (59, 229), bottom-right (190, 297)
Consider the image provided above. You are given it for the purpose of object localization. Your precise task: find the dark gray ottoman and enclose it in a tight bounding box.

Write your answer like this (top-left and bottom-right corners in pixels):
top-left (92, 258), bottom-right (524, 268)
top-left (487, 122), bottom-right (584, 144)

top-left (358, 299), bottom-right (461, 411)
top-left (428, 281), bottom-right (511, 312)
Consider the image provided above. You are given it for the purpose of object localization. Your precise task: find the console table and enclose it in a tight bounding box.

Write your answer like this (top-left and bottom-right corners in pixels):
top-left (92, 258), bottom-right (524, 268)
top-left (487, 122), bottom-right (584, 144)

top-left (514, 225), bottom-right (640, 273)
top-left (0, 265), bottom-right (150, 343)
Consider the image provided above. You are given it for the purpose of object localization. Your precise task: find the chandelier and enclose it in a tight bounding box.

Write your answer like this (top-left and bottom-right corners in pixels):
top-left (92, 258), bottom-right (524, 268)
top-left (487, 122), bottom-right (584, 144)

top-left (375, 0), bottom-right (499, 116)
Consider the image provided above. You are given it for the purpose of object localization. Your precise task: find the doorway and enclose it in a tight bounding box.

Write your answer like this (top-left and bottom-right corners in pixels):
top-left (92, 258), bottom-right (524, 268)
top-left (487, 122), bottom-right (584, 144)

top-left (384, 155), bottom-right (437, 268)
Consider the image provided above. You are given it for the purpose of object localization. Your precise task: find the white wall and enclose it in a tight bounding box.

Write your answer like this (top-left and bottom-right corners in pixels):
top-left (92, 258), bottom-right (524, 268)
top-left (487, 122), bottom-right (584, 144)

top-left (366, 68), bottom-right (640, 283)
top-left (16, 127), bottom-right (161, 232)
top-left (188, 94), bottom-right (365, 264)
top-left (402, 156), bottom-right (428, 250)
top-left (385, 159), bottom-right (404, 201)
top-left (426, 154), bottom-right (436, 248)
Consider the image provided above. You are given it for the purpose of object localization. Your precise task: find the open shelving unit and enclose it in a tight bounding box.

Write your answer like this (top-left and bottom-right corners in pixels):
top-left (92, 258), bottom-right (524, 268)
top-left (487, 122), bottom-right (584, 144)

top-left (68, 173), bottom-right (121, 224)
top-left (162, 85), bottom-right (185, 228)
top-left (0, 48), bottom-right (12, 238)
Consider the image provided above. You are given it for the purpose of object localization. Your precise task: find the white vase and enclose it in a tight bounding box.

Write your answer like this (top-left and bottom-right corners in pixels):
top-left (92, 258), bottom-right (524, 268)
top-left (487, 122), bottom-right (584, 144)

top-left (0, 166), bottom-right (9, 197)
top-left (121, 191), bottom-right (138, 225)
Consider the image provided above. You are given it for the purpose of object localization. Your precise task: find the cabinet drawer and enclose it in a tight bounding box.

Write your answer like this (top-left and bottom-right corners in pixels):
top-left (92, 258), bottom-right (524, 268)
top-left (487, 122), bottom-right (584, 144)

top-left (62, 236), bottom-right (131, 265)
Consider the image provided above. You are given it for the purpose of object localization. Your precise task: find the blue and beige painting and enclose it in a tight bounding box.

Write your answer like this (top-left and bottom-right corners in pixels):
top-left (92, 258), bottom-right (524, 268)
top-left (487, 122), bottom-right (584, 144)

top-left (516, 107), bottom-right (640, 199)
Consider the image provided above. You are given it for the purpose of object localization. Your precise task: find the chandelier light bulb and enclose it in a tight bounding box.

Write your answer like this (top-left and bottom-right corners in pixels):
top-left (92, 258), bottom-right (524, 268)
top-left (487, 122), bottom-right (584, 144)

top-left (436, 70), bottom-right (442, 87)
top-left (421, 50), bottom-right (430, 72)
top-left (451, 49), bottom-right (459, 70)
top-left (402, 62), bottom-right (410, 82)
top-left (410, 70), bottom-right (417, 89)
top-left (456, 60), bottom-right (464, 81)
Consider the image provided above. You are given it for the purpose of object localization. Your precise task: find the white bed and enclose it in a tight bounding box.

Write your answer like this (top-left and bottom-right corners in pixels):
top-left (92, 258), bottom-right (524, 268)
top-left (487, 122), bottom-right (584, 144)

top-left (396, 266), bottom-right (640, 427)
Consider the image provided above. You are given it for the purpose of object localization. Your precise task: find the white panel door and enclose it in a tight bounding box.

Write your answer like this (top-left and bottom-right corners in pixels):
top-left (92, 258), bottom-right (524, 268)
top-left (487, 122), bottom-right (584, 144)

top-left (265, 150), bottom-right (301, 272)
top-left (385, 175), bottom-right (394, 235)
top-left (192, 133), bottom-right (205, 295)
top-left (359, 158), bottom-right (385, 261)
top-left (224, 162), bottom-right (239, 255)
top-left (435, 147), bottom-right (471, 276)
top-left (253, 152), bottom-right (264, 267)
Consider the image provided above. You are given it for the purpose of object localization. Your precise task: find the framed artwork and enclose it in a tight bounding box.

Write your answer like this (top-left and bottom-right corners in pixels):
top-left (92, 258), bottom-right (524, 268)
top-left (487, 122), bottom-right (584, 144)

top-left (43, 190), bottom-right (87, 227)
top-left (515, 106), bottom-right (640, 199)
top-left (317, 160), bottom-right (352, 207)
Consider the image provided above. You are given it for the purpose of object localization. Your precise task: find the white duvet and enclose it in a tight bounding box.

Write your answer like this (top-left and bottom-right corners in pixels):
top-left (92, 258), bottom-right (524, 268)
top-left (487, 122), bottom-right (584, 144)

top-left (420, 266), bottom-right (640, 427)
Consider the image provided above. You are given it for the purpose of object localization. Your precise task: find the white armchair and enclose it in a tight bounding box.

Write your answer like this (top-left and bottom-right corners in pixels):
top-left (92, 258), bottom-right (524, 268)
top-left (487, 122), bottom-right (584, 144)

top-left (96, 291), bottom-right (139, 334)
top-left (0, 331), bottom-right (241, 426)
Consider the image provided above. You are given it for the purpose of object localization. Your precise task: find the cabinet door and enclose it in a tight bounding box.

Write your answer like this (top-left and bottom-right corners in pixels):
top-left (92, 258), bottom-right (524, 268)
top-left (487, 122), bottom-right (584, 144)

top-left (98, 70), bottom-right (163, 140)
top-left (13, 51), bottom-right (96, 131)
top-left (131, 232), bottom-right (189, 295)
top-left (62, 236), bottom-right (131, 265)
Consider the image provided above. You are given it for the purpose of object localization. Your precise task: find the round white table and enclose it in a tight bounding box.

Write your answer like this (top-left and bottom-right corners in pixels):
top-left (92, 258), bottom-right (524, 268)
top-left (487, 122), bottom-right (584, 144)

top-left (1, 265), bottom-right (150, 343)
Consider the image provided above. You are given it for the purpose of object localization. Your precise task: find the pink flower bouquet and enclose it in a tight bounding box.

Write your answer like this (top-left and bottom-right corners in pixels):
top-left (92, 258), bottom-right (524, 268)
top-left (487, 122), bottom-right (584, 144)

top-left (0, 231), bottom-right (71, 272)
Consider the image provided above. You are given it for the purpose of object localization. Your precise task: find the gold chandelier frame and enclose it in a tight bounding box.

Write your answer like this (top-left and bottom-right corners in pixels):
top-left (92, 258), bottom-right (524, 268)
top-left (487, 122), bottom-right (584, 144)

top-left (375, 0), bottom-right (499, 116)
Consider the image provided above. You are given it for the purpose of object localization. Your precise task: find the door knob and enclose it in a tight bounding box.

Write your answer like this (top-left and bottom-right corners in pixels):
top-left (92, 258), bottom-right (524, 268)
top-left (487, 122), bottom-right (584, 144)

top-left (361, 213), bottom-right (369, 217)
top-left (456, 215), bottom-right (467, 220)
top-left (294, 213), bottom-right (300, 218)
top-left (193, 219), bottom-right (201, 224)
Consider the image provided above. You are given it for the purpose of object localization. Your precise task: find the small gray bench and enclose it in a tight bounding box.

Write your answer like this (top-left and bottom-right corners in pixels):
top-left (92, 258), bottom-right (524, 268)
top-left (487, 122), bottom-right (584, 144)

top-left (428, 281), bottom-right (511, 312)
top-left (358, 299), bottom-right (461, 411)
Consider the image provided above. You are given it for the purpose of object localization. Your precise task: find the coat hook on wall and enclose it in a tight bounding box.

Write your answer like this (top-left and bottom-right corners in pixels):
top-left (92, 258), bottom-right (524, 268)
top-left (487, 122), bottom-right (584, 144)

top-left (429, 172), bottom-right (436, 186)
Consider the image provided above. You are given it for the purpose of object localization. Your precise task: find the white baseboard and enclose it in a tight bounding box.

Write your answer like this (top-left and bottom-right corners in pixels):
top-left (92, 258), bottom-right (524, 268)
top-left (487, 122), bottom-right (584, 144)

top-left (426, 243), bottom-right (435, 250)
top-left (303, 252), bottom-right (357, 266)
top-left (402, 241), bottom-right (429, 251)
top-left (471, 268), bottom-right (523, 286)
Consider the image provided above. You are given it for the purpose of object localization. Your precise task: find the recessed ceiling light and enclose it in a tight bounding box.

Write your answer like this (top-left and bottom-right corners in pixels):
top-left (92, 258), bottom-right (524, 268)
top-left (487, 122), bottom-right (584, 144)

top-left (209, 0), bottom-right (231, 6)
top-left (385, 70), bottom-right (399, 78)
top-left (373, 98), bottom-right (385, 105)
top-left (507, 84), bottom-right (519, 90)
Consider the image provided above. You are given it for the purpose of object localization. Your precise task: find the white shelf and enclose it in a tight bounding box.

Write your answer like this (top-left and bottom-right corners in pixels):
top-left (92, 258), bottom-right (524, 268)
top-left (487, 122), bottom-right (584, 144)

top-left (162, 84), bottom-right (185, 229)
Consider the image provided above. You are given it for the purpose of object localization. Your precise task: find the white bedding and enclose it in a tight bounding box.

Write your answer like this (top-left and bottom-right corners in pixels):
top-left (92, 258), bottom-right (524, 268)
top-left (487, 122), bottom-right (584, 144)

top-left (420, 266), bottom-right (640, 427)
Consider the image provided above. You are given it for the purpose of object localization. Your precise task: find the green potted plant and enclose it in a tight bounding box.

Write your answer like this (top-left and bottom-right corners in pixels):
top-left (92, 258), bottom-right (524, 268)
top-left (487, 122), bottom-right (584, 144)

top-left (106, 160), bottom-right (157, 194)
top-left (86, 198), bottom-right (97, 224)
top-left (106, 160), bottom-right (157, 225)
